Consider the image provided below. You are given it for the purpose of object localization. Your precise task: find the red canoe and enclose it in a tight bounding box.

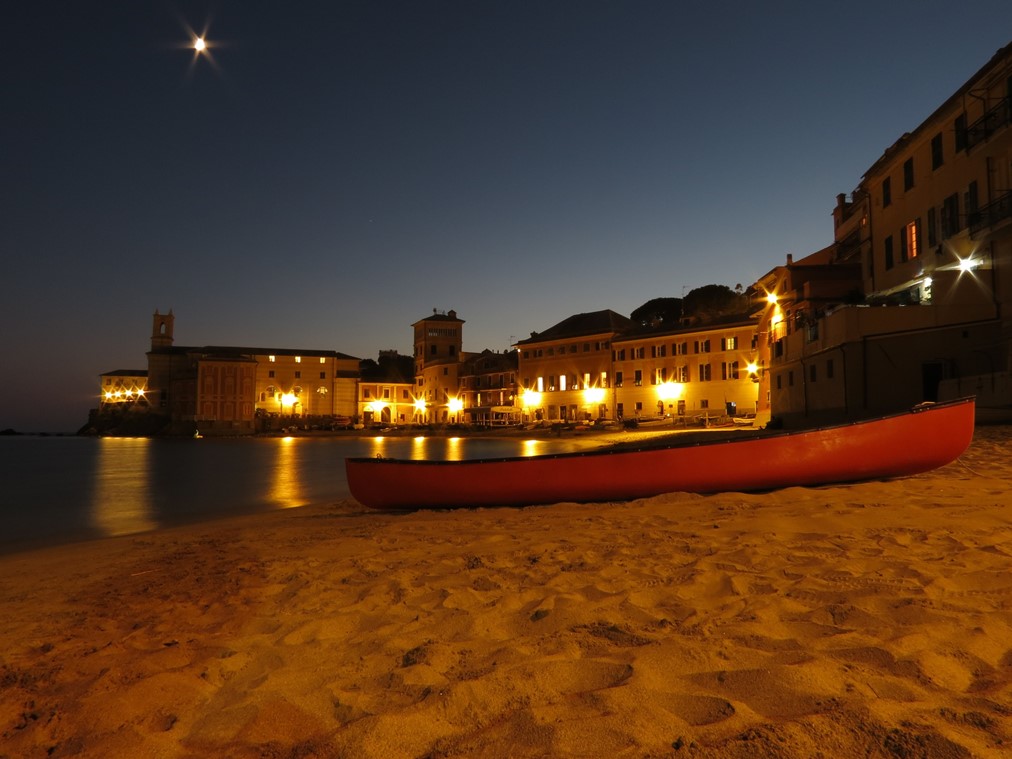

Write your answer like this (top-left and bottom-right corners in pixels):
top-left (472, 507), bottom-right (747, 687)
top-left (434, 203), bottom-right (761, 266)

top-left (345, 397), bottom-right (975, 510)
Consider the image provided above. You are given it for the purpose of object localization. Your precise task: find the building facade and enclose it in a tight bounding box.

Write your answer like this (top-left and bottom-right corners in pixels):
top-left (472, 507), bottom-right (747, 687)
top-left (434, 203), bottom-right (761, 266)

top-left (412, 309), bottom-right (465, 423)
top-left (140, 310), bottom-right (360, 434)
top-left (757, 43), bottom-right (1012, 425)
top-left (611, 319), bottom-right (759, 422)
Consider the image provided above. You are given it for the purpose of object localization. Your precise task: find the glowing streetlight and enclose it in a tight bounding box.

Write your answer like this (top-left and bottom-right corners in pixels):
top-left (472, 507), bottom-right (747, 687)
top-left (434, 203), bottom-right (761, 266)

top-left (448, 398), bottom-right (464, 413)
top-left (746, 361), bottom-right (759, 376)
top-left (194, 37), bottom-right (206, 52)
top-left (766, 292), bottom-right (778, 305)
top-left (583, 386), bottom-right (606, 405)
top-left (656, 382), bottom-right (684, 402)
top-left (958, 257), bottom-right (976, 273)
top-left (520, 389), bottom-right (542, 408)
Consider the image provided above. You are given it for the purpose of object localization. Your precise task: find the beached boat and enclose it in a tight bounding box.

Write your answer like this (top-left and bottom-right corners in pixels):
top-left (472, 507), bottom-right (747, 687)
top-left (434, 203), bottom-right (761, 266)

top-left (345, 397), bottom-right (975, 510)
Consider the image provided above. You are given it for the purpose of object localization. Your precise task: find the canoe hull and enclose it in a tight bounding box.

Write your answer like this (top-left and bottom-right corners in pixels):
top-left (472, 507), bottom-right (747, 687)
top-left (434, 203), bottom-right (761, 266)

top-left (345, 398), bottom-right (975, 510)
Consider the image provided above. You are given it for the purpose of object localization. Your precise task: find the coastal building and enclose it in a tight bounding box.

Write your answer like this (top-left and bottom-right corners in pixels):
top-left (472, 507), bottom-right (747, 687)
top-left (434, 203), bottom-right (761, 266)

top-left (515, 310), bottom-right (635, 422)
top-left (412, 309), bottom-right (466, 423)
top-left (98, 369), bottom-right (150, 411)
top-left (757, 42), bottom-right (1012, 425)
top-left (140, 310), bottom-right (360, 434)
top-left (458, 349), bottom-right (520, 426)
top-left (358, 351), bottom-right (416, 426)
top-left (611, 318), bottom-right (759, 422)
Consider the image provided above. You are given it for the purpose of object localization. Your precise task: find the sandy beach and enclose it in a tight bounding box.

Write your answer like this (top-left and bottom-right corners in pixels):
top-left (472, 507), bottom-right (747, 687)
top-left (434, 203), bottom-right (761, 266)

top-left (1, 427), bottom-right (1010, 758)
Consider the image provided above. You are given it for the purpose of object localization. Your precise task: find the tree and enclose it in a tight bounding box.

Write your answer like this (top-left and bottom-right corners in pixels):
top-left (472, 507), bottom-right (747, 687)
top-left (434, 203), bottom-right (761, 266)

top-left (630, 297), bottom-right (683, 327)
top-left (682, 284), bottom-right (749, 323)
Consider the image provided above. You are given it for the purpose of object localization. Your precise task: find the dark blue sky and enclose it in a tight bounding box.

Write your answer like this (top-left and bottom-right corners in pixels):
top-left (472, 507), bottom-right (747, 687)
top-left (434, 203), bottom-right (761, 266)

top-left (4, 1), bottom-right (1012, 431)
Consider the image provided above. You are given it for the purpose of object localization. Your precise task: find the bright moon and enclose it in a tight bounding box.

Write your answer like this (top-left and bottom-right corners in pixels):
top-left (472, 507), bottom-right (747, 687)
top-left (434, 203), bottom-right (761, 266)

top-left (194, 37), bottom-right (206, 52)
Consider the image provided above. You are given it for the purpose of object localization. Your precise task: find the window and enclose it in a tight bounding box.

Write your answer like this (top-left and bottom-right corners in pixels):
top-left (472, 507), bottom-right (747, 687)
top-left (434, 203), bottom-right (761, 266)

top-left (268, 370), bottom-right (275, 378)
top-left (268, 355), bottom-right (276, 362)
top-left (788, 371), bottom-right (794, 387)
top-left (698, 363), bottom-right (712, 382)
top-left (677, 366), bottom-right (689, 383)
top-left (320, 371), bottom-right (326, 379)
top-left (615, 348), bottom-right (626, 361)
top-left (617, 403), bottom-right (624, 418)
top-left (826, 359), bottom-right (834, 379)
top-left (634, 370), bottom-right (643, 386)
top-left (449, 345), bottom-right (456, 357)
top-left (904, 219), bottom-right (920, 260)
top-left (559, 346), bottom-right (566, 355)
top-left (583, 343), bottom-right (590, 352)
top-left (884, 235), bottom-right (894, 270)
top-left (443, 367), bottom-right (448, 375)
top-left (955, 113), bottom-right (967, 152)
top-left (430, 345), bottom-right (437, 355)
top-left (810, 364), bottom-right (817, 382)
top-left (721, 362), bottom-right (739, 380)
top-left (941, 193), bottom-right (960, 238)
top-left (931, 133), bottom-right (944, 169)
top-left (966, 181), bottom-right (979, 227)
top-left (927, 207), bottom-right (938, 248)
top-left (294, 371), bottom-right (301, 379)
top-left (721, 336), bottom-right (738, 351)
top-left (633, 347), bottom-right (644, 359)
top-left (560, 374), bottom-right (568, 391)
top-left (903, 158), bottom-right (914, 191)
top-left (615, 371), bottom-right (624, 387)
top-left (882, 176), bottom-right (891, 208)
top-left (319, 357), bottom-right (325, 364)
top-left (295, 356), bottom-right (301, 363)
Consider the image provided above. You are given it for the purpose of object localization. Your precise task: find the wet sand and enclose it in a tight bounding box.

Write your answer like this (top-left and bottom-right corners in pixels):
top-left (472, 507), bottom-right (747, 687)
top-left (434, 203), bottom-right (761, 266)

top-left (1, 426), bottom-right (1010, 758)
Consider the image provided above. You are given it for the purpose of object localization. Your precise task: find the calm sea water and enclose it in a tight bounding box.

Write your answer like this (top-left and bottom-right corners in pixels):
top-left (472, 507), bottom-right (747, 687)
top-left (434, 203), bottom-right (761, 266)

top-left (0, 435), bottom-right (587, 555)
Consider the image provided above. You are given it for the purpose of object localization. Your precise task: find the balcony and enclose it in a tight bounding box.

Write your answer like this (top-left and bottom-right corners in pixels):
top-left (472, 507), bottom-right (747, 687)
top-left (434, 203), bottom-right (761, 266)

top-left (965, 96), bottom-right (1010, 150)
top-left (968, 190), bottom-right (1012, 237)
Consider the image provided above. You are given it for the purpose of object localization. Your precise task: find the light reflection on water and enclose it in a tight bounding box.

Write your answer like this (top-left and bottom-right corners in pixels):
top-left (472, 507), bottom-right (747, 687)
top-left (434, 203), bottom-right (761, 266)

top-left (92, 437), bottom-right (157, 536)
top-left (269, 436), bottom-right (304, 509)
top-left (0, 434), bottom-right (591, 552)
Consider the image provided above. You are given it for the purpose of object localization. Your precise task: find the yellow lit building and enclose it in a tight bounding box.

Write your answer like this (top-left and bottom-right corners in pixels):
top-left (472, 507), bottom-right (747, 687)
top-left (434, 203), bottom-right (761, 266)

top-left (516, 310), bottom-right (635, 422)
top-left (138, 310), bottom-right (360, 435)
top-left (611, 319), bottom-right (759, 422)
top-left (412, 309), bottom-right (466, 423)
top-left (98, 370), bottom-right (150, 411)
top-left (757, 42), bottom-right (1012, 425)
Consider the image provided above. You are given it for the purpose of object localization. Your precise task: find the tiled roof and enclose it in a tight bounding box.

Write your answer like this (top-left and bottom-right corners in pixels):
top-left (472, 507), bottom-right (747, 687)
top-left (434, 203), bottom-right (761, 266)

top-left (517, 310), bottom-right (636, 345)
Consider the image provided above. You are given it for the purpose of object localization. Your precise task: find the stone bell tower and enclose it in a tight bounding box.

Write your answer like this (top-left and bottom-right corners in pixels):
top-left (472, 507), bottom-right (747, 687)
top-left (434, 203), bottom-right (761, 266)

top-left (151, 309), bottom-right (175, 350)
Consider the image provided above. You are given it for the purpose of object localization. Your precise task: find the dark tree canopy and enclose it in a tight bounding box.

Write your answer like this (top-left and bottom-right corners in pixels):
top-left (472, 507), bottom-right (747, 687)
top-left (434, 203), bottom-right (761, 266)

top-left (682, 284), bottom-right (749, 322)
top-left (630, 297), bottom-right (683, 327)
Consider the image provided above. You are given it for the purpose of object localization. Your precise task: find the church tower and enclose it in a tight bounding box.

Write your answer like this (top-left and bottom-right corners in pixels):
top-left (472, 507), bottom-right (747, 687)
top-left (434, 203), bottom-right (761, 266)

top-left (151, 309), bottom-right (174, 350)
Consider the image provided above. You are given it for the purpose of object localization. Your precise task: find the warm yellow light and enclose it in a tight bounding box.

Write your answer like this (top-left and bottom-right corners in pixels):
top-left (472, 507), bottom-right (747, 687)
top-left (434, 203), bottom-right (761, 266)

top-left (194, 37), bottom-right (206, 52)
top-left (414, 399), bottom-right (427, 412)
top-left (583, 386), bottom-right (606, 405)
top-left (766, 292), bottom-right (778, 305)
top-left (656, 382), bottom-right (684, 401)
top-left (280, 392), bottom-right (297, 406)
top-left (958, 257), bottom-right (976, 273)
top-left (104, 391), bottom-right (113, 400)
top-left (746, 361), bottom-right (759, 375)
top-left (521, 389), bottom-right (542, 408)
top-left (448, 398), bottom-right (464, 413)
top-left (363, 403), bottom-right (375, 413)
top-left (136, 389), bottom-right (145, 396)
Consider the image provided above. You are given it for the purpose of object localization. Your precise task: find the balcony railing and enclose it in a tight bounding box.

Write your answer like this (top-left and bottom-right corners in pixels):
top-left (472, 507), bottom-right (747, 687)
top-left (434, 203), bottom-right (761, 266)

top-left (968, 190), bottom-right (1012, 237)
top-left (965, 96), bottom-right (1010, 150)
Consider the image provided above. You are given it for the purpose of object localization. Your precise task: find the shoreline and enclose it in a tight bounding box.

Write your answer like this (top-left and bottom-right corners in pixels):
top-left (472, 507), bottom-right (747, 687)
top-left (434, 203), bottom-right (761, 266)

top-left (1, 428), bottom-right (1009, 757)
